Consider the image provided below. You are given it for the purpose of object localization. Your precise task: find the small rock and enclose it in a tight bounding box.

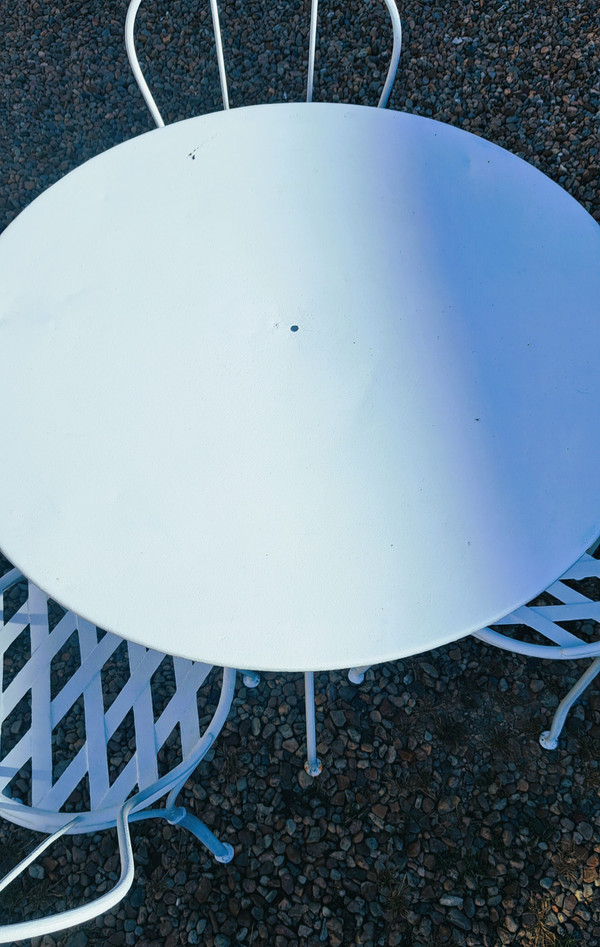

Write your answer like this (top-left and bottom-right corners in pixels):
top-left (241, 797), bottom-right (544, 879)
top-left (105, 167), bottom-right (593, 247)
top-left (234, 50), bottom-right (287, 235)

top-left (440, 895), bottom-right (464, 908)
top-left (65, 933), bottom-right (88, 947)
top-left (285, 845), bottom-right (302, 865)
top-left (194, 877), bottom-right (212, 903)
top-left (448, 908), bottom-right (471, 931)
top-left (297, 768), bottom-right (313, 789)
top-left (281, 873), bottom-right (294, 895)
top-left (438, 796), bottom-right (459, 813)
top-left (130, 887), bottom-right (145, 908)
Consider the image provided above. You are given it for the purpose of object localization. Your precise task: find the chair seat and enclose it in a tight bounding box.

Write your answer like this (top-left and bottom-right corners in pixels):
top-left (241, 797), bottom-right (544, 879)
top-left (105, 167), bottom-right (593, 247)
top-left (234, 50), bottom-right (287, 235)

top-left (0, 568), bottom-right (236, 940)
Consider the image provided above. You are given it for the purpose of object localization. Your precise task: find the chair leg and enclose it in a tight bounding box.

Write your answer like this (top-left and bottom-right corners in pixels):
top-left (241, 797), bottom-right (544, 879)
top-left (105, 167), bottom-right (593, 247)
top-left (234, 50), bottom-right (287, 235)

top-left (241, 670), bottom-right (260, 688)
top-left (539, 657), bottom-right (600, 749)
top-left (304, 671), bottom-right (322, 776)
top-left (169, 809), bottom-right (234, 863)
top-left (348, 665), bottom-right (371, 685)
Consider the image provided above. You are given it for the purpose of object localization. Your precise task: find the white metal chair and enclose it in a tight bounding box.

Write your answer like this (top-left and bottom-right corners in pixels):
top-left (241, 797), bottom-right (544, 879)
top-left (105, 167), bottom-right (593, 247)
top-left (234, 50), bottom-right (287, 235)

top-left (0, 568), bottom-right (236, 941)
top-left (349, 547), bottom-right (600, 749)
top-left (125, 0), bottom-right (402, 127)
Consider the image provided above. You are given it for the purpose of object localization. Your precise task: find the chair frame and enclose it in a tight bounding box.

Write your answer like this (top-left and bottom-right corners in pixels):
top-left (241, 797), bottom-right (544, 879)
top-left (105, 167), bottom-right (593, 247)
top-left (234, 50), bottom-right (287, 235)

top-left (348, 548), bottom-right (600, 750)
top-left (472, 550), bottom-right (600, 748)
top-left (125, 0), bottom-right (402, 128)
top-left (0, 569), bottom-right (236, 941)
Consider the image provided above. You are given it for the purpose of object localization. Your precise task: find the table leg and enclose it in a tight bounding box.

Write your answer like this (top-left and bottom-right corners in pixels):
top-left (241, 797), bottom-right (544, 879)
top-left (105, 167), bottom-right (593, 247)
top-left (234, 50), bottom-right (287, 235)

top-left (304, 671), bottom-right (322, 776)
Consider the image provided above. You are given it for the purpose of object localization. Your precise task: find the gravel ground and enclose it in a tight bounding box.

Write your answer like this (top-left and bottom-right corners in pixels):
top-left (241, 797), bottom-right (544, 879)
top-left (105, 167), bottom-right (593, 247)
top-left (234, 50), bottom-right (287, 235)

top-left (1, 1), bottom-right (599, 945)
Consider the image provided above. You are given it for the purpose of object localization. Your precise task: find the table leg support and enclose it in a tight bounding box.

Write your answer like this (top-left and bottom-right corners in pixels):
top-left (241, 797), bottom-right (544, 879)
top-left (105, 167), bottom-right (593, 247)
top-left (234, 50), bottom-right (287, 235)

top-left (304, 671), bottom-right (322, 776)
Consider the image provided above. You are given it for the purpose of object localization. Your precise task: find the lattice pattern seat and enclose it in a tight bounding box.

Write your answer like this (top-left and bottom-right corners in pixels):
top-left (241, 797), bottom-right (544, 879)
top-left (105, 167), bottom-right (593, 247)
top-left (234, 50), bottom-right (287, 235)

top-left (0, 569), bottom-right (236, 941)
top-left (349, 549), bottom-right (600, 749)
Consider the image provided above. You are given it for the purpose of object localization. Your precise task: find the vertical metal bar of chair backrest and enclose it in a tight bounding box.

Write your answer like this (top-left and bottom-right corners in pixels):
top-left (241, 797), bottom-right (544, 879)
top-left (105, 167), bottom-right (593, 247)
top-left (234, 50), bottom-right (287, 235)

top-left (306, 0), bottom-right (319, 103)
top-left (306, 0), bottom-right (402, 107)
top-left (126, 0), bottom-right (401, 120)
top-left (209, 0), bottom-right (230, 109)
top-left (377, 0), bottom-right (402, 108)
top-left (125, 0), bottom-right (229, 125)
top-left (125, 0), bottom-right (165, 127)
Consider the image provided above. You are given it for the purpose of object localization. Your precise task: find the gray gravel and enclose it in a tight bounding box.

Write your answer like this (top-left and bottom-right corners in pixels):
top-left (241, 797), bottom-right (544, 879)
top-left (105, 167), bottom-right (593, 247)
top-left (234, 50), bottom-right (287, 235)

top-left (1, 1), bottom-right (600, 945)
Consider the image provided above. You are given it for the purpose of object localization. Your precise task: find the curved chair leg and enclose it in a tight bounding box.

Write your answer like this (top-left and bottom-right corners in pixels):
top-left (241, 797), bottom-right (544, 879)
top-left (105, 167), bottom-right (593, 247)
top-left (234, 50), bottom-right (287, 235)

top-left (0, 797), bottom-right (138, 941)
top-left (348, 665), bottom-right (371, 685)
top-left (0, 780), bottom-right (236, 941)
top-left (170, 809), bottom-right (234, 863)
top-left (540, 656), bottom-right (600, 749)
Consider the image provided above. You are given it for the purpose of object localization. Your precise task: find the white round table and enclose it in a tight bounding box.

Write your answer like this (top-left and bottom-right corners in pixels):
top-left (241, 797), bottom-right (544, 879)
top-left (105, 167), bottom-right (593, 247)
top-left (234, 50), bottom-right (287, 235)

top-left (0, 103), bottom-right (598, 672)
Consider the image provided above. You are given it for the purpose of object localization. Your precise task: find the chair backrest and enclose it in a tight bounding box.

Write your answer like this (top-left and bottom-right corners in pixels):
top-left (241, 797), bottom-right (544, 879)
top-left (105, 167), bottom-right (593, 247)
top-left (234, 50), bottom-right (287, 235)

top-left (125, 0), bottom-right (402, 127)
top-left (0, 575), bottom-right (219, 835)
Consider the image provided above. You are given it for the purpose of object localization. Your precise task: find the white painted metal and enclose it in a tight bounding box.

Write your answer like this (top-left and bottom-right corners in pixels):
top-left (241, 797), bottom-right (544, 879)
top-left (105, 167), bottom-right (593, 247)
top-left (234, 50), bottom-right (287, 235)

top-left (538, 659), bottom-right (600, 749)
top-left (348, 666), bottom-right (371, 685)
top-left (0, 105), bottom-right (599, 675)
top-left (125, 0), bottom-right (401, 124)
top-left (304, 672), bottom-right (322, 776)
top-left (349, 549), bottom-right (600, 749)
top-left (125, 0), bottom-right (231, 120)
top-left (304, 0), bottom-right (402, 107)
top-left (125, 0), bottom-right (165, 127)
top-left (306, 0), bottom-right (320, 104)
top-left (473, 551), bottom-right (600, 748)
top-left (208, 0), bottom-right (230, 110)
top-left (0, 573), bottom-right (235, 940)
top-left (375, 0), bottom-right (402, 107)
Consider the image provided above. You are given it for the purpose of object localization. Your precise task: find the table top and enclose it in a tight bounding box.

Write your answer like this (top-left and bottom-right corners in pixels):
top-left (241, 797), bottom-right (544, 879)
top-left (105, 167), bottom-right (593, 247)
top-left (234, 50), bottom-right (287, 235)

top-left (0, 102), bottom-right (598, 672)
